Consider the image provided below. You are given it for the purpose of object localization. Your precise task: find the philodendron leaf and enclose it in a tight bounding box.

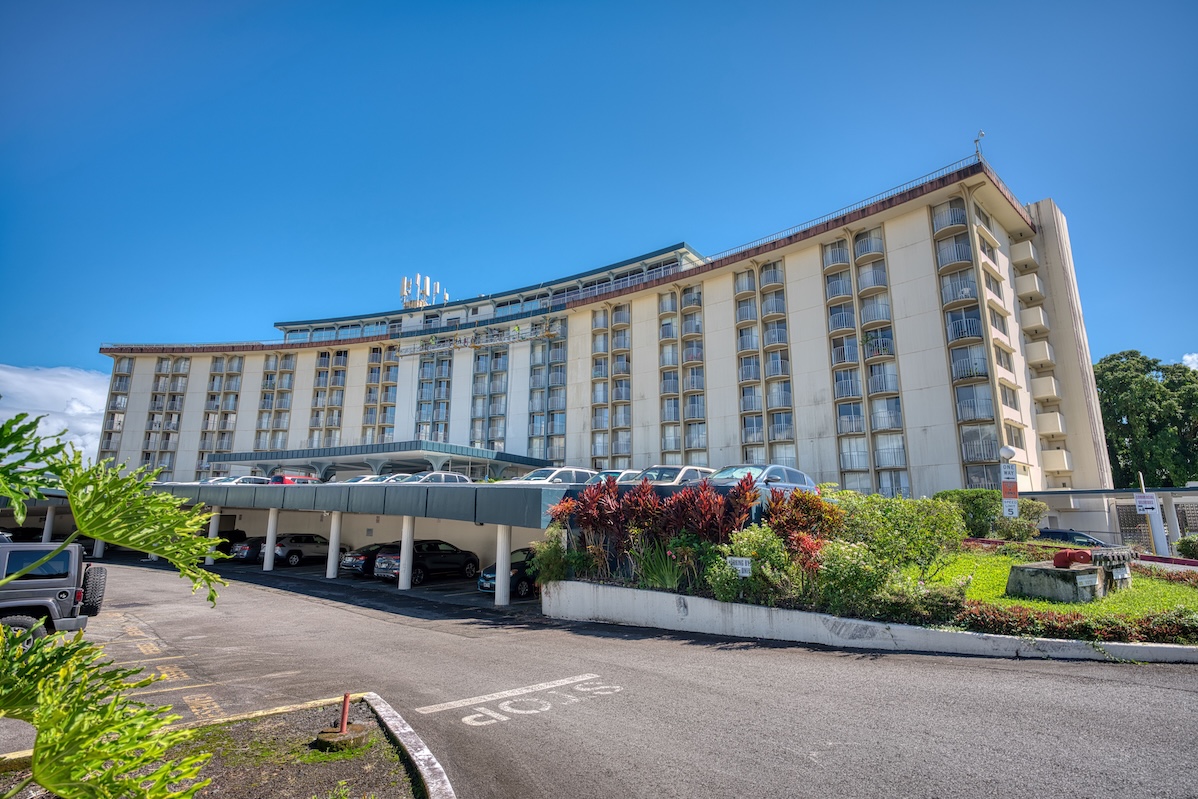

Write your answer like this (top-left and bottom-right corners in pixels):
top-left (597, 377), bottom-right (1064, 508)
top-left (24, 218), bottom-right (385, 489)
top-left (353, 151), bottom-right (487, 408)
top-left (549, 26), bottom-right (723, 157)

top-left (0, 413), bottom-right (67, 525)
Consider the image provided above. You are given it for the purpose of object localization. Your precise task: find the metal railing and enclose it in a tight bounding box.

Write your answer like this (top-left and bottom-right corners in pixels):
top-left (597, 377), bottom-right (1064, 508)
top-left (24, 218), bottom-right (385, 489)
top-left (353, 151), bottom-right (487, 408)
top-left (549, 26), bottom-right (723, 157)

top-left (682, 346), bottom-right (704, 363)
top-left (612, 309), bottom-right (631, 326)
top-left (952, 358), bottom-right (989, 380)
top-left (834, 380), bottom-right (862, 399)
top-left (769, 423), bottom-right (794, 440)
top-left (736, 305), bottom-right (759, 323)
top-left (737, 335), bottom-right (759, 353)
top-left (858, 267), bottom-right (887, 291)
top-left (592, 314), bottom-right (609, 330)
top-left (861, 304), bottom-right (891, 325)
top-left (941, 277), bottom-right (978, 305)
top-left (864, 338), bottom-right (894, 359)
top-left (739, 365), bottom-right (761, 381)
top-left (840, 451), bottom-right (870, 470)
top-left (661, 436), bottom-right (681, 451)
top-left (829, 312), bottom-right (855, 332)
top-left (947, 318), bottom-right (984, 342)
top-left (684, 435), bottom-right (707, 449)
top-left (932, 206), bottom-right (968, 233)
top-left (854, 236), bottom-right (885, 261)
top-left (765, 360), bottom-right (790, 378)
top-left (734, 275), bottom-right (756, 294)
top-left (764, 327), bottom-right (788, 347)
top-left (823, 246), bottom-right (851, 269)
top-left (962, 440), bottom-right (1000, 463)
top-left (661, 379), bottom-right (679, 394)
top-left (868, 374), bottom-right (899, 394)
top-left (760, 267), bottom-right (784, 287)
top-left (956, 399), bottom-right (994, 421)
top-left (874, 448), bottom-right (907, 468)
top-left (682, 320), bottom-right (703, 336)
top-left (872, 411), bottom-right (903, 431)
top-left (762, 298), bottom-right (787, 317)
top-left (684, 403), bottom-right (705, 420)
top-left (767, 392), bottom-right (793, 409)
top-left (937, 241), bottom-right (972, 269)
top-left (838, 415), bottom-right (865, 434)
top-left (742, 428), bottom-right (764, 444)
top-left (684, 376), bottom-right (705, 392)
top-left (832, 346), bottom-right (859, 366)
top-left (826, 278), bottom-right (852, 300)
top-left (681, 293), bottom-right (702, 309)
top-left (740, 395), bottom-right (762, 412)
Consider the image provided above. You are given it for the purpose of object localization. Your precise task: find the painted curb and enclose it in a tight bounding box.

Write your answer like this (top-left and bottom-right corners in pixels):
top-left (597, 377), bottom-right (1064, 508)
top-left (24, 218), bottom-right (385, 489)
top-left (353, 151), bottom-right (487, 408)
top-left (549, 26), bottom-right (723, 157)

top-left (1, 694), bottom-right (457, 798)
top-left (542, 581), bottom-right (1198, 664)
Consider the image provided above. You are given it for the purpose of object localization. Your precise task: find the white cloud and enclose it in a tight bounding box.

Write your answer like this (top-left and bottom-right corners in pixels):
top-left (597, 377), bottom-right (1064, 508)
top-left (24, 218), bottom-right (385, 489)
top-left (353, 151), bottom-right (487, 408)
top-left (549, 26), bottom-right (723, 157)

top-left (1184, 353), bottom-right (1198, 370)
top-left (0, 364), bottom-right (110, 459)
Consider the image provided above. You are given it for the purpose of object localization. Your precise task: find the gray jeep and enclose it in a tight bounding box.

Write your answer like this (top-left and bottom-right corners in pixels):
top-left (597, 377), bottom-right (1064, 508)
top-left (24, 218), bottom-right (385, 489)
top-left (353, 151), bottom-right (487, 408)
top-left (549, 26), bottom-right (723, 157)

top-left (0, 541), bottom-right (105, 648)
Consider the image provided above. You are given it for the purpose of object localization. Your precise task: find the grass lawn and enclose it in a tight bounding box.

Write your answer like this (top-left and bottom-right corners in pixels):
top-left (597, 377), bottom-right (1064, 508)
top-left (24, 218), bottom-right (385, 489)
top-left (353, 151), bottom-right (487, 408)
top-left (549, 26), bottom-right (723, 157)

top-left (934, 552), bottom-right (1198, 617)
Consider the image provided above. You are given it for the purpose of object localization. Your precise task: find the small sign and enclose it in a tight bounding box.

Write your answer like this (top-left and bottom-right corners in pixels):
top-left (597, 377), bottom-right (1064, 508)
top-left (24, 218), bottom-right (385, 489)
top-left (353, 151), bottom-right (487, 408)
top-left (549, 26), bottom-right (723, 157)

top-left (1134, 493), bottom-right (1158, 514)
top-left (1001, 482), bottom-right (1019, 499)
top-left (1001, 498), bottom-right (1019, 518)
top-left (726, 557), bottom-right (752, 577)
top-left (1112, 566), bottom-right (1130, 580)
top-left (1000, 463), bottom-right (1017, 483)
top-left (1076, 573), bottom-right (1099, 588)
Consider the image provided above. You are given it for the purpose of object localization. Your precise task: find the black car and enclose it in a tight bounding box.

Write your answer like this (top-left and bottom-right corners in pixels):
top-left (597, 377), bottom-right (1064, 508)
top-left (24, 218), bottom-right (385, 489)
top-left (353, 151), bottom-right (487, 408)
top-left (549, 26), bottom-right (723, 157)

top-left (373, 539), bottom-right (479, 585)
top-left (477, 547), bottom-right (537, 599)
top-left (230, 537), bottom-right (267, 562)
top-left (1035, 529), bottom-right (1111, 547)
top-left (338, 541), bottom-right (402, 577)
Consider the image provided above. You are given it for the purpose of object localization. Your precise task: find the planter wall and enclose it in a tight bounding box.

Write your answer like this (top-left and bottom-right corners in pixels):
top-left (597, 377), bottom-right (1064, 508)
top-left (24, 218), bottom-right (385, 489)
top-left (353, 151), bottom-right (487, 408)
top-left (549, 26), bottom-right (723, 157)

top-left (541, 581), bottom-right (1198, 664)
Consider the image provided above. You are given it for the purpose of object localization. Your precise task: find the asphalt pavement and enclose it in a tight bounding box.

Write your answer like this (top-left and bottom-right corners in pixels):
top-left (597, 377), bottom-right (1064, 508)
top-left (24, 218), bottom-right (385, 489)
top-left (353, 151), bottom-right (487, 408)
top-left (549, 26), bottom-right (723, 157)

top-left (4, 558), bottom-right (1197, 798)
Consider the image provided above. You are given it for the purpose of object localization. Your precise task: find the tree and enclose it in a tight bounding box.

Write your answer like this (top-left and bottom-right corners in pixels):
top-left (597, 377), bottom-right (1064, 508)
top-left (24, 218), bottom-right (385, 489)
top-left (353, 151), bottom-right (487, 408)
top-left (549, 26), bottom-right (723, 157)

top-left (1094, 350), bottom-right (1198, 487)
top-left (0, 414), bottom-right (224, 799)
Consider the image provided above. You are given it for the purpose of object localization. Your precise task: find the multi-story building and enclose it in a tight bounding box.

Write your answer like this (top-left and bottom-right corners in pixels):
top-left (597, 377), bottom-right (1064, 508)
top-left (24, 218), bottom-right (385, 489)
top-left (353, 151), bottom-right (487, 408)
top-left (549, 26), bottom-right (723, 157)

top-left (98, 154), bottom-right (1111, 505)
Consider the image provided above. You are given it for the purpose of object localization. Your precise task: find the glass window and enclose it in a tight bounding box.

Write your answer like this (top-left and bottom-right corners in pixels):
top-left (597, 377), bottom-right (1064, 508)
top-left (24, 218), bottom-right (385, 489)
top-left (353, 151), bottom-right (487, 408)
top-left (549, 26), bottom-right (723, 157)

top-left (5, 550), bottom-right (70, 580)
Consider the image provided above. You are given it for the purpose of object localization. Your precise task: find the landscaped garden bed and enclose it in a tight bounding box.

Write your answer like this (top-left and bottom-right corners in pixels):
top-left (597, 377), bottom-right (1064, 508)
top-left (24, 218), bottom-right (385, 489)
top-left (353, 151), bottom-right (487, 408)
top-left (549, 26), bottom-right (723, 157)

top-left (531, 481), bottom-right (1198, 650)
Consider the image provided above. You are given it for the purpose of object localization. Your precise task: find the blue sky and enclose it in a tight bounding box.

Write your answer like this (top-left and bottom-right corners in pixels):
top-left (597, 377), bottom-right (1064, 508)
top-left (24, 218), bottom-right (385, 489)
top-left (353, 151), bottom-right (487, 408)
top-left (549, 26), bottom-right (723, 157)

top-left (2, 1), bottom-right (1197, 444)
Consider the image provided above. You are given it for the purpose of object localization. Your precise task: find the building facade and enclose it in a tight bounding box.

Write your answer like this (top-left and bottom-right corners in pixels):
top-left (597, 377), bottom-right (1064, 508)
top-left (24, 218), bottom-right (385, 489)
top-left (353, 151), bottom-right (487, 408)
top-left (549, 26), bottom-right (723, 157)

top-left (97, 154), bottom-right (1112, 501)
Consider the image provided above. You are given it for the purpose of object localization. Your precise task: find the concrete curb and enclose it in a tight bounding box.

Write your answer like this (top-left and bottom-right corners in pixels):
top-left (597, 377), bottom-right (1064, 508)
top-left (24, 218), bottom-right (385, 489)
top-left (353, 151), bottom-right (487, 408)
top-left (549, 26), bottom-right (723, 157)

top-left (1, 694), bottom-right (457, 798)
top-left (543, 581), bottom-right (1198, 664)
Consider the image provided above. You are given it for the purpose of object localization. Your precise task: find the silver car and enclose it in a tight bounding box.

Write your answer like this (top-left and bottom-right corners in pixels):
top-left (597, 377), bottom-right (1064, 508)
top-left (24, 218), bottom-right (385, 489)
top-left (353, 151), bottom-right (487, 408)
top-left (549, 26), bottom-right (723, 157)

top-left (695, 464), bottom-right (819, 496)
top-left (272, 534), bottom-right (332, 567)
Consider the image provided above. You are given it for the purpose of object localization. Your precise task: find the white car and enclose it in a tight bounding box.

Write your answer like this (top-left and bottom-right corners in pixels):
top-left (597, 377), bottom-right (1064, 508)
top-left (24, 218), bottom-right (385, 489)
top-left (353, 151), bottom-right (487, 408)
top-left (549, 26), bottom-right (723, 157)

top-left (628, 465), bottom-right (715, 486)
top-left (502, 467), bottom-right (598, 485)
top-left (386, 471), bottom-right (472, 484)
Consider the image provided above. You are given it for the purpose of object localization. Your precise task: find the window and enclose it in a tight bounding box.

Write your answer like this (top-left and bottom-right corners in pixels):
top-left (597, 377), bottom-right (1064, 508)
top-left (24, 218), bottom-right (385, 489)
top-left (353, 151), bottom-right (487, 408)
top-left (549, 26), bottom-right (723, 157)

top-left (978, 236), bottom-right (996, 263)
top-left (993, 344), bottom-right (1013, 372)
top-left (984, 272), bottom-right (1002, 296)
top-left (990, 308), bottom-right (1008, 335)
top-left (1001, 384), bottom-right (1020, 411)
top-left (1005, 423), bottom-right (1025, 450)
top-left (974, 203), bottom-right (991, 231)
top-left (5, 550), bottom-right (71, 580)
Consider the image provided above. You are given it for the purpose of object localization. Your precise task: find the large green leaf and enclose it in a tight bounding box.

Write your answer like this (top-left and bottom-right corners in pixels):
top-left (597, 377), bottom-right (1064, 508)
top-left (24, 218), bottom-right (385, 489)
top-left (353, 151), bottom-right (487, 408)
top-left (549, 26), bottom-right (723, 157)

top-left (0, 413), bottom-right (66, 525)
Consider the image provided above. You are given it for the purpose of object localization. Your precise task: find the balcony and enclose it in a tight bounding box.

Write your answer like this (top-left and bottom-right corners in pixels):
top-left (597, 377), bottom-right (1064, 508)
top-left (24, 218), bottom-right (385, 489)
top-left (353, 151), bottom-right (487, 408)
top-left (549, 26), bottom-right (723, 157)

top-left (840, 451), bottom-right (870, 471)
top-left (661, 435), bottom-right (681, 451)
top-left (682, 346), bottom-right (704, 364)
top-left (684, 435), bottom-right (707, 450)
top-left (487, 426), bottom-right (506, 440)
top-left (549, 349), bottom-right (567, 364)
top-left (592, 364), bottom-right (609, 380)
top-left (834, 380), bottom-right (862, 400)
top-left (660, 350), bottom-right (680, 367)
top-left (860, 303), bottom-right (891, 328)
top-left (612, 362), bottom-right (631, 376)
top-left (828, 312), bottom-right (856, 333)
top-left (612, 440), bottom-right (631, 456)
top-left (661, 379), bottom-right (679, 394)
top-left (489, 402), bottom-right (507, 416)
top-left (932, 205), bottom-right (968, 236)
top-left (681, 292), bottom-right (702, 310)
top-left (962, 440), bottom-right (1000, 463)
top-left (823, 244), bottom-right (851, 271)
top-left (1036, 411), bottom-right (1067, 439)
top-left (1032, 376), bottom-right (1062, 402)
top-left (858, 267), bottom-right (887, 294)
top-left (150, 400), bottom-right (167, 412)
top-left (547, 446), bottom-right (566, 461)
top-left (549, 372), bottom-right (567, 386)
top-left (941, 278), bottom-right (978, 306)
top-left (740, 395), bottom-right (762, 412)
top-left (1042, 448), bottom-right (1074, 474)
top-left (878, 485), bottom-right (912, 499)
top-left (1021, 306), bottom-right (1051, 337)
top-left (863, 338), bottom-right (894, 360)
top-left (738, 365), bottom-right (760, 382)
top-left (832, 345), bottom-right (859, 366)
top-left (871, 411), bottom-right (903, 431)
top-left (769, 423), bottom-right (794, 441)
top-left (613, 411), bottom-right (632, 428)
top-left (742, 427), bottom-right (765, 444)
top-left (684, 403), bottom-right (705, 421)
top-left (106, 419), bottom-right (125, 432)
top-left (762, 298), bottom-right (787, 319)
top-left (826, 277), bottom-right (852, 302)
top-left (419, 367), bottom-right (435, 380)
top-left (936, 241), bottom-right (972, 270)
top-left (767, 392), bottom-right (792, 410)
top-left (612, 334), bottom-right (630, 351)
top-left (947, 316), bottom-right (984, 343)
top-left (868, 374), bottom-right (899, 395)
top-left (854, 236), bottom-right (885, 264)
top-left (874, 447), bottom-right (907, 468)
top-left (765, 360), bottom-right (790, 379)
top-left (592, 313), bottom-right (608, 330)
top-left (1026, 340), bottom-right (1055, 369)
top-left (760, 328), bottom-right (786, 349)
top-left (1016, 273), bottom-right (1045, 303)
top-left (952, 357), bottom-right (989, 381)
top-left (760, 267), bottom-right (784, 288)
top-left (736, 305), bottom-right (759, 323)
top-left (1011, 240), bottom-right (1040, 272)
top-left (682, 319), bottom-right (703, 337)
top-left (684, 375), bottom-right (705, 392)
top-left (613, 386), bottom-right (631, 402)
top-left (108, 398), bottom-right (128, 411)
top-left (658, 297), bottom-right (678, 315)
top-left (612, 308), bottom-right (631, 327)
top-left (737, 335), bottom-right (759, 354)
top-left (837, 415), bottom-right (865, 434)
top-left (957, 398), bottom-right (995, 422)
top-left (734, 274), bottom-right (756, 296)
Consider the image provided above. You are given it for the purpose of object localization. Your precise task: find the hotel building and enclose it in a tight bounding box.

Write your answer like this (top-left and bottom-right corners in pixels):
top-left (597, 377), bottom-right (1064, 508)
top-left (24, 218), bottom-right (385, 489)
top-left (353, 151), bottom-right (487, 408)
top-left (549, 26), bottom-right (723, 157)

top-left (97, 154), bottom-right (1112, 507)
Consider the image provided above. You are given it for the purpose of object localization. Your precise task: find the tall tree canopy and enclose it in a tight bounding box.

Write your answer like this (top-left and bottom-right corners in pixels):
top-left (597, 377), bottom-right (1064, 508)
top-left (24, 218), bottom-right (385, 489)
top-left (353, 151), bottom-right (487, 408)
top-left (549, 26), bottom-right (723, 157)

top-left (1094, 350), bottom-right (1198, 487)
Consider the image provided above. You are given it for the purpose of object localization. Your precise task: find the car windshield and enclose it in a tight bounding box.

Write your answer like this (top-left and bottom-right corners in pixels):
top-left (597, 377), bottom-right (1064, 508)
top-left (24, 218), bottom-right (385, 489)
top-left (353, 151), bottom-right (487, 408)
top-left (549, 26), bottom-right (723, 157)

top-left (399, 473), bottom-right (430, 482)
top-left (616, 471), bottom-right (641, 483)
top-left (640, 467), bottom-right (680, 481)
top-left (710, 465), bottom-right (764, 481)
top-left (519, 469), bottom-right (556, 481)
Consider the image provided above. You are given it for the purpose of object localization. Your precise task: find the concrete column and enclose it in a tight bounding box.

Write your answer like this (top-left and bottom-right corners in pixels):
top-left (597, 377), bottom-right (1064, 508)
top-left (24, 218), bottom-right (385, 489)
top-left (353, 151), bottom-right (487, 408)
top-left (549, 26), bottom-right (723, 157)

top-left (495, 524), bottom-right (512, 606)
top-left (204, 506), bottom-right (222, 566)
top-left (326, 511), bottom-right (343, 579)
top-left (263, 507), bottom-right (280, 571)
top-left (1162, 494), bottom-right (1182, 548)
top-left (397, 515), bottom-right (416, 589)
top-left (92, 540), bottom-right (105, 558)
top-left (41, 506), bottom-right (56, 543)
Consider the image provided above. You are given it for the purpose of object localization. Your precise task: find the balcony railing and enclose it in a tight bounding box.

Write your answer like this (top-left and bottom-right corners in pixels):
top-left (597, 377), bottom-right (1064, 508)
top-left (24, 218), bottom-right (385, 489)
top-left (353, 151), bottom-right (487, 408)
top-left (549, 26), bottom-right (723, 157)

top-left (549, 373), bottom-right (567, 386)
top-left (769, 423), bottom-right (794, 440)
top-left (737, 336), bottom-right (759, 353)
top-left (739, 365), bottom-right (761, 381)
top-left (874, 448), bottom-right (907, 468)
top-left (661, 379), bottom-right (679, 394)
top-left (864, 338), bottom-right (895, 359)
top-left (854, 236), bottom-right (884, 261)
top-left (767, 392), bottom-right (792, 409)
top-left (684, 404), bottom-right (705, 420)
top-left (838, 415), bottom-right (865, 434)
top-left (941, 278), bottom-right (978, 304)
top-left (826, 278), bottom-right (852, 301)
top-left (937, 241), bottom-right (973, 269)
top-left (658, 297), bottom-right (678, 314)
top-left (962, 440), bottom-right (1000, 463)
top-left (952, 358), bottom-right (989, 381)
top-left (839, 451), bottom-right (870, 470)
top-left (742, 428), bottom-right (764, 444)
top-left (947, 318), bottom-right (983, 342)
top-left (762, 298), bottom-right (787, 317)
top-left (760, 267), bottom-right (784, 288)
top-left (737, 305), bottom-right (759, 323)
top-left (858, 267), bottom-right (887, 291)
top-left (878, 485), bottom-right (913, 499)
top-left (612, 440), bottom-right (631, 456)
top-left (740, 395), bottom-right (762, 412)
top-left (823, 245), bottom-right (850, 269)
top-left (682, 346), bottom-right (704, 364)
top-left (613, 386), bottom-right (631, 401)
top-left (832, 345), bottom-right (859, 366)
top-left (661, 436), bottom-right (681, 451)
top-left (765, 360), bottom-right (790, 378)
top-left (592, 365), bottom-right (609, 379)
top-left (956, 399), bottom-right (995, 421)
top-left (764, 328), bottom-right (788, 347)
top-left (868, 374), bottom-right (899, 394)
top-left (932, 206), bottom-right (968, 233)
top-left (871, 411), bottom-right (903, 431)
top-left (682, 320), bottom-right (703, 336)
top-left (834, 380), bottom-right (862, 400)
top-left (683, 375), bottom-right (704, 392)
top-left (681, 292), bottom-right (702, 309)
top-left (613, 309), bottom-right (631, 326)
top-left (829, 312), bottom-right (855, 332)
top-left (861, 304), bottom-right (891, 326)
top-left (734, 275), bottom-right (756, 294)
top-left (684, 435), bottom-right (707, 449)
top-left (613, 412), bottom-right (632, 427)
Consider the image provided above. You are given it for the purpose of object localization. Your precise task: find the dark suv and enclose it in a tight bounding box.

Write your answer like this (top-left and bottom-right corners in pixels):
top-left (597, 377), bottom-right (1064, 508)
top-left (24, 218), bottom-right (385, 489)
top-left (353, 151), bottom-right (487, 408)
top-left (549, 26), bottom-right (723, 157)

top-left (373, 539), bottom-right (479, 585)
top-left (1, 542), bottom-right (106, 648)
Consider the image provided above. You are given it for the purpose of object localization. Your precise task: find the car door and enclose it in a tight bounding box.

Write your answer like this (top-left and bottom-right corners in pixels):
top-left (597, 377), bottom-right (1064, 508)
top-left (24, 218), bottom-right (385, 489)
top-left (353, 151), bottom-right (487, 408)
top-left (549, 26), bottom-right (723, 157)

top-left (312, 535), bottom-right (330, 558)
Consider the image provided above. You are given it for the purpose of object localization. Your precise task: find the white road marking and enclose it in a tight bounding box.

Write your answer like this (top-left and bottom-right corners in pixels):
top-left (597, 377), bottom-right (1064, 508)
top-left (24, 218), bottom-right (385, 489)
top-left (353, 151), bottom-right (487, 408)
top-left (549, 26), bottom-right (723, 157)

top-left (416, 674), bottom-right (600, 714)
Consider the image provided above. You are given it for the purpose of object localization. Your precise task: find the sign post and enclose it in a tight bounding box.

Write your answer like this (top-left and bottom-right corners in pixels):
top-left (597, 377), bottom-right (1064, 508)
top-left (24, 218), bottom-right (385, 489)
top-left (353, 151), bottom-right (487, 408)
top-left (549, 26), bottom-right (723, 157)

top-left (1135, 472), bottom-right (1169, 555)
top-left (1000, 462), bottom-right (1018, 518)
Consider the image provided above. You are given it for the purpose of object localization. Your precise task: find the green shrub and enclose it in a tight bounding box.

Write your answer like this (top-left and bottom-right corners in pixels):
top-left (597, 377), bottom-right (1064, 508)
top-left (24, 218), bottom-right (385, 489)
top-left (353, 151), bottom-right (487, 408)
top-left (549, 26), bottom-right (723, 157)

top-left (630, 541), bottom-right (685, 591)
top-left (835, 494), bottom-right (965, 578)
top-left (706, 524), bottom-right (797, 606)
top-left (818, 540), bottom-right (888, 616)
top-left (873, 577), bottom-right (969, 626)
top-left (764, 488), bottom-right (846, 543)
top-left (528, 526), bottom-right (569, 585)
top-left (1177, 534), bottom-right (1198, 560)
top-left (994, 515), bottom-right (1036, 541)
top-left (933, 489), bottom-right (1001, 538)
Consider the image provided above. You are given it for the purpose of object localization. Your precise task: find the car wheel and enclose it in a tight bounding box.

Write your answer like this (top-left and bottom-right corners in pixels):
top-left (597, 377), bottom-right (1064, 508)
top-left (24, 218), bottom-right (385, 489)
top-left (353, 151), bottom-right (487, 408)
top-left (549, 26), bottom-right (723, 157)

top-left (412, 565), bottom-right (426, 586)
top-left (1, 615), bottom-right (47, 653)
top-left (462, 561), bottom-right (478, 579)
top-left (286, 551), bottom-right (303, 567)
top-left (514, 578), bottom-right (533, 599)
top-left (81, 566), bottom-right (107, 616)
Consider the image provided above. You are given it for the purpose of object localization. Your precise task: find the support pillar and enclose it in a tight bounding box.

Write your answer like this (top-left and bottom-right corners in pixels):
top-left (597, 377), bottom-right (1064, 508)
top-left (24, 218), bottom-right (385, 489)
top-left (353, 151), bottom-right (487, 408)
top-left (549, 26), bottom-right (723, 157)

top-left (495, 524), bottom-right (512, 606)
top-left (41, 506), bottom-right (55, 543)
top-left (204, 506), bottom-right (222, 566)
top-left (326, 511), bottom-right (343, 578)
top-left (397, 515), bottom-right (416, 589)
top-left (263, 507), bottom-right (280, 571)
top-left (1162, 494), bottom-right (1182, 548)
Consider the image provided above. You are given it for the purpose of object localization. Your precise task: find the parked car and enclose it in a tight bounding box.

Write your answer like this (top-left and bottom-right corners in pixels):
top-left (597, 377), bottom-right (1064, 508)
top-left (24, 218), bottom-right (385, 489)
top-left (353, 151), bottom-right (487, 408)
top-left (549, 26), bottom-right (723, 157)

top-left (477, 547), bottom-right (537, 599)
top-left (269, 475), bottom-right (323, 485)
top-left (1034, 529), bottom-right (1111, 547)
top-left (629, 465), bottom-right (715, 486)
top-left (387, 471), bottom-right (472, 484)
top-left (271, 534), bottom-right (336, 566)
top-left (584, 469), bottom-right (640, 485)
top-left (501, 467), bottom-right (598, 484)
top-left (1, 541), bottom-right (105, 649)
top-left (218, 476), bottom-right (271, 486)
top-left (373, 539), bottom-right (479, 584)
top-left (212, 529), bottom-right (247, 556)
top-left (230, 537), bottom-right (267, 562)
top-left (340, 475), bottom-right (386, 484)
top-left (338, 541), bottom-right (402, 577)
top-left (696, 464), bottom-right (819, 496)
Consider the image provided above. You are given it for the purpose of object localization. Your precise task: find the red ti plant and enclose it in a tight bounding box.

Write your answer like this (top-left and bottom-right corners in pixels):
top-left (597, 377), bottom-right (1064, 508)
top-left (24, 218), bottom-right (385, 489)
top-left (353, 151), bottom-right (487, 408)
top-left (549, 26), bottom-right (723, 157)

top-left (721, 474), bottom-right (760, 539)
top-left (789, 532), bottom-right (824, 597)
top-left (620, 479), bottom-right (665, 542)
top-left (660, 486), bottom-right (698, 540)
top-left (766, 488), bottom-right (846, 545)
top-left (572, 478), bottom-right (630, 557)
